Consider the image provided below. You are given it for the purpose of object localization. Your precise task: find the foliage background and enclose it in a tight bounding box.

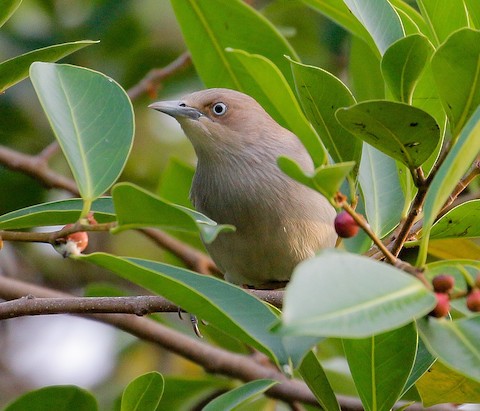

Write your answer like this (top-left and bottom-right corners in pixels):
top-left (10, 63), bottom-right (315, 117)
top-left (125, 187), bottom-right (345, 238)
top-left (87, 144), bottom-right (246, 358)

top-left (0, 0), bottom-right (349, 407)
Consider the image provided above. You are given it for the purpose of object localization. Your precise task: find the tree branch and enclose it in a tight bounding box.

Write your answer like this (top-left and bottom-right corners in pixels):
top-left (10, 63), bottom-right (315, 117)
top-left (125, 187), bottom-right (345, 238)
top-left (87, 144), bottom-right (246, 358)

top-left (0, 145), bottom-right (79, 195)
top-left (127, 52), bottom-right (192, 100)
top-left (0, 289), bottom-right (284, 321)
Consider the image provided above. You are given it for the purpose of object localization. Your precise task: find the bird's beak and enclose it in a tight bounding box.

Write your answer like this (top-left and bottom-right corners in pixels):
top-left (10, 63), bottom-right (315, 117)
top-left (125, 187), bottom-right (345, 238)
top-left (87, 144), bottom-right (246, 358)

top-left (148, 101), bottom-right (203, 120)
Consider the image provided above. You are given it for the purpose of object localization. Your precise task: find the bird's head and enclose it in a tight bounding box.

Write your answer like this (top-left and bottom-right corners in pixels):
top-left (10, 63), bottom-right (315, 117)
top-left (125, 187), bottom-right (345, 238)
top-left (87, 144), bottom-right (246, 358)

top-left (149, 88), bottom-right (281, 157)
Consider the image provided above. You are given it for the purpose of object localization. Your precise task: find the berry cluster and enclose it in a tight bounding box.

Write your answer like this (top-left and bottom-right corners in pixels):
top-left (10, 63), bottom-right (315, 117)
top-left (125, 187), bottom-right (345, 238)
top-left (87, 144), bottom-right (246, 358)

top-left (429, 273), bottom-right (480, 318)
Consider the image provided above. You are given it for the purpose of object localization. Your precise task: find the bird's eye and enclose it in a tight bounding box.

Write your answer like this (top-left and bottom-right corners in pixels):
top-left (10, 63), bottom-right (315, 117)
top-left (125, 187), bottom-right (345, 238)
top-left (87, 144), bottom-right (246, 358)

top-left (212, 102), bottom-right (227, 116)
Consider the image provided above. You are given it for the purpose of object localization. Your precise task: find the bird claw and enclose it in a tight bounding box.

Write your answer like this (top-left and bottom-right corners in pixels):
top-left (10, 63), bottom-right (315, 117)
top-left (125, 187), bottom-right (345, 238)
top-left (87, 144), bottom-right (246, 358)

top-left (178, 307), bottom-right (203, 338)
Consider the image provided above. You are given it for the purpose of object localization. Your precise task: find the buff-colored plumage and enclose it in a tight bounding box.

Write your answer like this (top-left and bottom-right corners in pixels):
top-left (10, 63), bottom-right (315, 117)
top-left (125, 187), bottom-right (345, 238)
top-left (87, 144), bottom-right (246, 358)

top-left (150, 88), bottom-right (336, 288)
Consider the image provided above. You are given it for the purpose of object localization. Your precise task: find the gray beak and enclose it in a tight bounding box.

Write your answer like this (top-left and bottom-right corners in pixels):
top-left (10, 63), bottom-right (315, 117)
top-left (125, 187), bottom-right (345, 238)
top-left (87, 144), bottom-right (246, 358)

top-left (148, 100), bottom-right (203, 120)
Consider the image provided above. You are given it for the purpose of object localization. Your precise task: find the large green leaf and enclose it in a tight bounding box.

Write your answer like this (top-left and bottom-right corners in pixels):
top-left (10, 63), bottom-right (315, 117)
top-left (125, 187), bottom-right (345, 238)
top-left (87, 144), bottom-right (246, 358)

top-left (0, 197), bottom-right (115, 229)
top-left (80, 253), bottom-right (316, 367)
top-left (417, 316), bottom-right (480, 383)
top-left (417, 0), bottom-right (469, 45)
top-left (431, 28), bottom-right (480, 137)
top-left (416, 360), bottom-right (480, 406)
top-left (112, 183), bottom-right (233, 244)
top-left (278, 249), bottom-right (436, 338)
top-left (30, 63), bottom-right (134, 216)
top-left (343, 323), bottom-right (417, 411)
top-left (418, 106), bottom-right (480, 266)
top-left (121, 372), bottom-right (164, 411)
top-left (4, 386), bottom-right (97, 411)
top-left (343, 0), bottom-right (404, 55)
top-left (301, 0), bottom-right (377, 55)
top-left (381, 34), bottom-right (434, 104)
top-left (202, 379), bottom-right (276, 411)
top-left (428, 200), bottom-right (480, 240)
top-left (299, 351), bottom-right (340, 411)
top-left (288, 58), bottom-right (361, 174)
top-left (336, 101), bottom-right (441, 170)
top-left (0, 41), bottom-right (97, 93)
top-left (170, 0), bottom-right (297, 89)
top-left (0, 0), bottom-right (22, 28)
top-left (359, 145), bottom-right (404, 238)
top-left (226, 49), bottom-right (327, 166)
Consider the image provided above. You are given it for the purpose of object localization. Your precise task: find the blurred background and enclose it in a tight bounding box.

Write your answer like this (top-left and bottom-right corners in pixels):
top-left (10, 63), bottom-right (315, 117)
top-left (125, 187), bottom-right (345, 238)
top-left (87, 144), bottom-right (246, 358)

top-left (0, 1), bottom-right (353, 407)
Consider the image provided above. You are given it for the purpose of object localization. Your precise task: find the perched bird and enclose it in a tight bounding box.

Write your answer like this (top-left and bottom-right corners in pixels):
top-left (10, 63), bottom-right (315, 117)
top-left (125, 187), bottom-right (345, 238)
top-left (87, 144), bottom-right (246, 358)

top-left (149, 88), bottom-right (337, 289)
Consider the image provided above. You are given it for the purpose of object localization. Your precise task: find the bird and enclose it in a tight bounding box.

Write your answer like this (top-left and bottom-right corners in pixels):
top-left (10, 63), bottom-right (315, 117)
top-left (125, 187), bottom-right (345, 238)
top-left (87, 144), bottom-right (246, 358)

top-left (149, 88), bottom-right (337, 289)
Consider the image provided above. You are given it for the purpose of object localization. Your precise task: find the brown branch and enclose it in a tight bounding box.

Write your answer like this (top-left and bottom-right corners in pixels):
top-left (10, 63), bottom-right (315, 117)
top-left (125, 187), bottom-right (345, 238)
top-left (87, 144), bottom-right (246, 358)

top-left (140, 228), bottom-right (219, 276)
top-left (437, 159), bottom-right (480, 218)
top-left (0, 144), bottom-right (79, 195)
top-left (127, 52), bottom-right (192, 101)
top-left (0, 289), bottom-right (284, 321)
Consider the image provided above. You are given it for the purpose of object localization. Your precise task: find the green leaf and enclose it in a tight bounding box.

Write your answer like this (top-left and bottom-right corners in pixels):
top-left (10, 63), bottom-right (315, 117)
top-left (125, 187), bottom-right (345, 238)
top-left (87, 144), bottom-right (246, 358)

top-left (299, 351), bottom-right (340, 411)
top-left (417, 0), bottom-right (469, 45)
top-left (226, 49), bottom-right (327, 166)
top-left (389, 0), bottom-right (430, 36)
top-left (343, 322), bottom-right (417, 411)
top-left (0, 41), bottom-right (97, 93)
top-left (418, 106), bottom-right (480, 266)
top-left (301, 0), bottom-right (377, 55)
top-left (381, 34), bottom-right (434, 104)
top-left (359, 145), bottom-right (404, 238)
top-left (416, 360), bottom-right (480, 406)
top-left (4, 386), bottom-right (97, 411)
top-left (30, 63), bottom-right (134, 216)
top-left (287, 58), bottom-right (361, 174)
top-left (417, 316), bottom-right (480, 383)
top-left (431, 28), bottom-right (480, 137)
top-left (202, 379), bottom-right (277, 411)
top-left (349, 36), bottom-right (385, 100)
top-left (80, 252), bottom-right (315, 367)
top-left (159, 376), bottom-right (230, 411)
top-left (0, 0), bottom-right (22, 28)
top-left (121, 372), bottom-right (164, 411)
top-left (0, 197), bottom-right (115, 229)
top-left (170, 0), bottom-right (297, 89)
top-left (277, 156), bottom-right (355, 202)
top-left (402, 337), bottom-right (436, 395)
top-left (343, 0), bottom-right (404, 55)
top-left (112, 183), bottom-right (234, 244)
top-left (336, 101), bottom-right (441, 170)
top-left (278, 249), bottom-right (436, 338)
top-left (465, 0), bottom-right (480, 29)
top-left (428, 200), bottom-right (480, 240)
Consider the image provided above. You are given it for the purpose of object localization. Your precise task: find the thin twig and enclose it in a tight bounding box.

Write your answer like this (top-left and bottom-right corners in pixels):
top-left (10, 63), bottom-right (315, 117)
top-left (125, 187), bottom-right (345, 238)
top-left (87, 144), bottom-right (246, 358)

top-left (127, 52), bottom-right (192, 101)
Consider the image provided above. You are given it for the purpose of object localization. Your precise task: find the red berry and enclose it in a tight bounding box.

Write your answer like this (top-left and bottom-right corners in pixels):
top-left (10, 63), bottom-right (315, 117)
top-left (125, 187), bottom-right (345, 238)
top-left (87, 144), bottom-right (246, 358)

top-left (334, 211), bottom-right (359, 238)
top-left (429, 293), bottom-right (450, 318)
top-left (432, 274), bottom-right (455, 293)
top-left (466, 290), bottom-right (480, 312)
